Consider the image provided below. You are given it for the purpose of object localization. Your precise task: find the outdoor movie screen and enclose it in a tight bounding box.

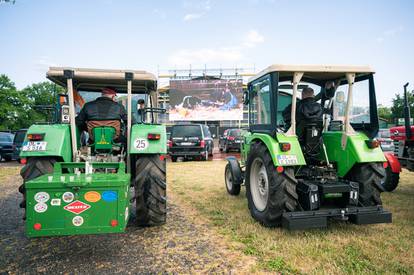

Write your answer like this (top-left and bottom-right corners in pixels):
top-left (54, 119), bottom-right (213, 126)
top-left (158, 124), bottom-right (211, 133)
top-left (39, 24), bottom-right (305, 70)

top-left (169, 79), bottom-right (243, 121)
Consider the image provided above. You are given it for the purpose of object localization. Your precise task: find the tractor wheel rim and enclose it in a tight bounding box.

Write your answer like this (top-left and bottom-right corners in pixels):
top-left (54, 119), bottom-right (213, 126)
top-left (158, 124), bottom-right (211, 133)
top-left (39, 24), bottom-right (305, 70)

top-left (225, 167), bottom-right (233, 190)
top-left (250, 158), bottom-right (268, 212)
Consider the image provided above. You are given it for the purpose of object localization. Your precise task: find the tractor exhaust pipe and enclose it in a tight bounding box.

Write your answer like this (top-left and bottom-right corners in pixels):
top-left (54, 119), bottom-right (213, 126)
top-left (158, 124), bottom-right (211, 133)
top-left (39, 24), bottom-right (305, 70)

top-left (403, 82), bottom-right (411, 140)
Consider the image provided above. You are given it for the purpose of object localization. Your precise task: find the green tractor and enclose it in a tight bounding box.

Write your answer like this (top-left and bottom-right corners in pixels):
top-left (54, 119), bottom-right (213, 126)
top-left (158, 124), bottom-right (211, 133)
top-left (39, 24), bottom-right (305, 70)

top-left (225, 65), bottom-right (392, 230)
top-left (19, 67), bottom-right (167, 237)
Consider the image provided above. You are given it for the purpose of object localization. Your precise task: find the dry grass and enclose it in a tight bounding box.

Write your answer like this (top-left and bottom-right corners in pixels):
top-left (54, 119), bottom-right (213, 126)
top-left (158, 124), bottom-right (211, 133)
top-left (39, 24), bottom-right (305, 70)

top-left (168, 161), bottom-right (414, 274)
top-left (0, 167), bottom-right (20, 182)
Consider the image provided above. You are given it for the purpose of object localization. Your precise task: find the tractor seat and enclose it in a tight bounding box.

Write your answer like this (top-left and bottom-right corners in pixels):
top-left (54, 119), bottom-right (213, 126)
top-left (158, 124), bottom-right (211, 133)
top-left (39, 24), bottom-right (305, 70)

top-left (86, 120), bottom-right (123, 153)
top-left (87, 120), bottom-right (121, 143)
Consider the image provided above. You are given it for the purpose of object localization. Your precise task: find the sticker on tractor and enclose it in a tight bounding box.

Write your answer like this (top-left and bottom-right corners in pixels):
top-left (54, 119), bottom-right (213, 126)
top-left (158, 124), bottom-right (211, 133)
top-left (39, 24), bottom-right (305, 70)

top-left (64, 200), bottom-right (91, 214)
top-left (34, 202), bottom-right (48, 213)
top-left (34, 192), bottom-right (50, 203)
top-left (72, 216), bottom-right (84, 227)
top-left (62, 192), bottom-right (74, 203)
top-left (134, 138), bottom-right (148, 150)
top-left (84, 191), bottom-right (101, 203)
top-left (50, 198), bottom-right (61, 206)
top-left (277, 155), bottom-right (298, 165)
top-left (102, 191), bottom-right (117, 202)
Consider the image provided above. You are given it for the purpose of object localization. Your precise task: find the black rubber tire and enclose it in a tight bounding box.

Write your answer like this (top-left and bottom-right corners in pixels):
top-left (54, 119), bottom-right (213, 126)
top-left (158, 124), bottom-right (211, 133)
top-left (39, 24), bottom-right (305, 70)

top-left (209, 146), bottom-right (213, 157)
top-left (347, 163), bottom-right (385, 206)
top-left (4, 156), bottom-right (12, 161)
top-left (134, 155), bottom-right (167, 226)
top-left (171, 156), bottom-right (177, 162)
top-left (225, 163), bottom-right (241, 196)
top-left (225, 145), bottom-right (229, 153)
top-left (219, 147), bottom-right (223, 152)
top-left (19, 157), bottom-right (57, 209)
top-left (245, 142), bottom-right (298, 227)
top-left (381, 166), bottom-right (399, 192)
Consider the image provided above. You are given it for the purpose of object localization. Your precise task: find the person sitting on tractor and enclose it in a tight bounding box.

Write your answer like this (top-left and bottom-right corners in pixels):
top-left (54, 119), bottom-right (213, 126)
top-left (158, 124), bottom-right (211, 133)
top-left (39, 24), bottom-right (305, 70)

top-left (137, 98), bottom-right (146, 122)
top-left (76, 87), bottom-right (132, 144)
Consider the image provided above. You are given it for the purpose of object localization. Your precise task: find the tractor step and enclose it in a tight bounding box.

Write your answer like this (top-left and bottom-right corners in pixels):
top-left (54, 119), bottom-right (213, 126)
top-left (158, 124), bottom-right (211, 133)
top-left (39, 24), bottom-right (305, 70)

top-left (282, 206), bottom-right (392, 230)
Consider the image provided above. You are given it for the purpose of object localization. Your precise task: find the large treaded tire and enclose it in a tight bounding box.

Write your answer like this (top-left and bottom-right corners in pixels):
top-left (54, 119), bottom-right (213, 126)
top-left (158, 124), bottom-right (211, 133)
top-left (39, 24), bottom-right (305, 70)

top-left (348, 163), bottom-right (385, 206)
top-left (134, 155), bottom-right (167, 226)
top-left (245, 142), bottom-right (298, 227)
top-left (381, 166), bottom-right (399, 192)
top-left (19, 157), bottom-right (57, 209)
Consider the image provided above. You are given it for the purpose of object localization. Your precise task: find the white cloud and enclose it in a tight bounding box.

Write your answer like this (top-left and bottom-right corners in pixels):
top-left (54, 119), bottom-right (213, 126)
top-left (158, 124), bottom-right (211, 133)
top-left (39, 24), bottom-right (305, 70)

top-left (168, 47), bottom-right (243, 66)
top-left (243, 30), bottom-right (264, 48)
top-left (183, 13), bottom-right (203, 21)
top-left (376, 25), bottom-right (404, 43)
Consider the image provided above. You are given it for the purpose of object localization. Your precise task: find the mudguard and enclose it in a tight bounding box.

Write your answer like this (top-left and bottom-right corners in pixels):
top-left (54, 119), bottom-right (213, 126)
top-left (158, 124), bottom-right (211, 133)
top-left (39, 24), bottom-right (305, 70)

top-left (384, 152), bottom-right (401, 173)
top-left (129, 124), bottom-right (167, 155)
top-left (226, 156), bottom-right (243, 185)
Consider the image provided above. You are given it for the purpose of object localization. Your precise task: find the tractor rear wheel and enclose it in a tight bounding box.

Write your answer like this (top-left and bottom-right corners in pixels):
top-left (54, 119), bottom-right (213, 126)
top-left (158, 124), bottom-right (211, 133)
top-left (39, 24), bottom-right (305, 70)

top-left (348, 163), bottom-right (385, 206)
top-left (134, 155), bottom-right (167, 226)
top-left (19, 157), bottom-right (57, 210)
top-left (245, 142), bottom-right (298, 227)
top-left (381, 165), bottom-right (399, 192)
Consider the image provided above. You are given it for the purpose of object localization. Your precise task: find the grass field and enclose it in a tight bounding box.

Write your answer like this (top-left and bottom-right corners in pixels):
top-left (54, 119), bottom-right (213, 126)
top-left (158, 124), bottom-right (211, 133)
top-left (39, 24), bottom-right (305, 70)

top-left (168, 161), bottom-right (414, 274)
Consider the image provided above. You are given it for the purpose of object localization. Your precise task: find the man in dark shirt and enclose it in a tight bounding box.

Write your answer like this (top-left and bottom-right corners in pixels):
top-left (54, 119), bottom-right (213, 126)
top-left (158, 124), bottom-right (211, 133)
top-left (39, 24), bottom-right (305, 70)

top-left (76, 87), bottom-right (130, 143)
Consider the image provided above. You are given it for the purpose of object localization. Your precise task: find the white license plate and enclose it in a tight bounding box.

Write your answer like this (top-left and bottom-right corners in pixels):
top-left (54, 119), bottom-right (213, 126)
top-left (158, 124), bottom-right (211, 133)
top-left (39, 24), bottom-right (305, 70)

top-left (22, 141), bottom-right (47, 151)
top-left (235, 140), bottom-right (241, 143)
top-left (277, 155), bottom-right (298, 165)
top-left (181, 142), bottom-right (193, 146)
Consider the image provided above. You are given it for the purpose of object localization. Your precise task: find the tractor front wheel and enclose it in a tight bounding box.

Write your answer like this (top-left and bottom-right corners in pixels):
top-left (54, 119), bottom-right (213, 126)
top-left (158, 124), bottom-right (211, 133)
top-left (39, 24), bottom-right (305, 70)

top-left (245, 142), bottom-right (298, 227)
top-left (348, 163), bottom-right (384, 206)
top-left (134, 155), bottom-right (167, 226)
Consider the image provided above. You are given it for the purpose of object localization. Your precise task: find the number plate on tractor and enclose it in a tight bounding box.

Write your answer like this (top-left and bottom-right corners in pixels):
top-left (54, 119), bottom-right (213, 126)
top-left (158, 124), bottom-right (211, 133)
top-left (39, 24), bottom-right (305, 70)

top-left (22, 141), bottom-right (47, 151)
top-left (277, 155), bottom-right (298, 165)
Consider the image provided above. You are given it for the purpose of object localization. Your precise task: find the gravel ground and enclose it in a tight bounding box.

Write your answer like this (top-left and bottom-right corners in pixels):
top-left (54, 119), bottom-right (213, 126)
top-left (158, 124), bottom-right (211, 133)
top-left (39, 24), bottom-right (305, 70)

top-left (0, 166), bottom-right (253, 274)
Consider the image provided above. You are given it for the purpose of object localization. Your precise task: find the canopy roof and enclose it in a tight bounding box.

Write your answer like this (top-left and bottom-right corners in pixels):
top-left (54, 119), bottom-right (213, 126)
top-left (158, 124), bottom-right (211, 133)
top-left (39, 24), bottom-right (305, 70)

top-left (249, 64), bottom-right (375, 84)
top-left (47, 67), bottom-right (157, 94)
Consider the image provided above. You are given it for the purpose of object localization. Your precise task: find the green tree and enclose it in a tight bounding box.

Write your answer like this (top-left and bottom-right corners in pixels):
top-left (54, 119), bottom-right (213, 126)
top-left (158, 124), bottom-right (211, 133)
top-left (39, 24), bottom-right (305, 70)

top-left (378, 106), bottom-right (392, 122)
top-left (391, 91), bottom-right (414, 124)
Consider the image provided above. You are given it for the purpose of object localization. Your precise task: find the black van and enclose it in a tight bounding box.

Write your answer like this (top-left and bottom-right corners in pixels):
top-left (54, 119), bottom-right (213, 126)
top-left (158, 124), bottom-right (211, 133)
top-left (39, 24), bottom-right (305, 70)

top-left (168, 124), bottom-right (214, 162)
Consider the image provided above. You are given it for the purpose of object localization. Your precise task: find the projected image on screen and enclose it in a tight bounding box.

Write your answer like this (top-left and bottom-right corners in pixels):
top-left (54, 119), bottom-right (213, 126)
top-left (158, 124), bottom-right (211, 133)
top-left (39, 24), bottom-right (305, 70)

top-left (169, 79), bottom-right (243, 121)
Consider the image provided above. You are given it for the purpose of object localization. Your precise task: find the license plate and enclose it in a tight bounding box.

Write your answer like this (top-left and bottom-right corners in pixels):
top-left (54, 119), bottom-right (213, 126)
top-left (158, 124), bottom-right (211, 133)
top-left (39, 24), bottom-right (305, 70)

top-left (277, 155), bottom-right (298, 165)
top-left (181, 142), bottom-right (193, 146)
top-left (22, 141), bottom-right (47, 151)
top-left (235, 140), bottom-right (241, 143)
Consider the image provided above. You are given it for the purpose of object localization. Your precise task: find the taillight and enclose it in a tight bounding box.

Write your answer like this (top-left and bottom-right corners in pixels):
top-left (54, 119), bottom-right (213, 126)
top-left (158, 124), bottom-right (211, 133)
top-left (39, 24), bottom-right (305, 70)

top-left (366, 139), bottom-right (380, 149)
top-left (276, 166), bottom-right (284, 173)
top-left (110, 220), bottom-right (118, 227)
top-left (167, 140), bottom-right (172, 148)
top-left (27, 133), bottom-right (45, 141)
top-left (147, 133), bottom-right (161, 140)
top-left (33, 223), bottom-right (42, 230)
top-left (20, 158), bottom-right (27, 164)
top-left (383, 162), bottom-right (388, 169)
top-left (279, 142), bottom-right (291, 152)
top-left (227, 136), bottom-right (235, 141)
top-left (200, 140), bottom-right (206, 147)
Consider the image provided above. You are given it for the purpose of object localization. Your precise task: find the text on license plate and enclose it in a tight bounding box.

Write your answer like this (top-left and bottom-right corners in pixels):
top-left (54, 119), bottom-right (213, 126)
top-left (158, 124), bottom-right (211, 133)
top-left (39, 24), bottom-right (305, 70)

top-left (181, 142), bottom-right (193, 146)
top-left (277, 155), bottom-right (298, 165)
top-left (22, 141), bottom-right (47, 151)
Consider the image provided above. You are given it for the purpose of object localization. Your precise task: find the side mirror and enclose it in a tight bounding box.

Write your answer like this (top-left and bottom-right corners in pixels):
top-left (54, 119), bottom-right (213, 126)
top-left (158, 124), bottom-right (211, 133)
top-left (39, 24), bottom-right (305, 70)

top-left (243, 90), bottom-right (249, 105)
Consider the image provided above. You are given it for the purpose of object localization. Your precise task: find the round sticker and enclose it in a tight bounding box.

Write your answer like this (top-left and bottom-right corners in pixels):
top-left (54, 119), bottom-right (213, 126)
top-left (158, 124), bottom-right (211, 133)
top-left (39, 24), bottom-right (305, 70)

top-left (62, 192), bottom-right (74, 203)
top-left (134, 138), bottom-right (148, 150)
top-left (84, 191), bottom-right (101, 203)
top-left (34, 192), bottom-right (50, 203)
top-left (72, 216), bottom-right (84, 227)
top-left (34, 202), bottom-right (48, 213)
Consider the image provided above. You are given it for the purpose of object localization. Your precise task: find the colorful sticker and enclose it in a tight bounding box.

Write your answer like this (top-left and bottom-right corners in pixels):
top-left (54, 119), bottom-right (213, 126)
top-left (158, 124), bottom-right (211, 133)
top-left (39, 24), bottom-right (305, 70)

top-left (64, 200), bottom-right (91, 214)
top-left (134, 138), bottom-right (148, 151)
top-left (34, 192), bottom-right (50, 203)
top-left (84, 191), bottom-right (101, 203)
top-left (50, 198), bottom-right (61, 206)
top-left (102, 191), bottom-right (117, 202)
top-left (72, 216), bottom-right (84, 227)
top-left (34, 202), bottom-right (48, 213)
top-left (62, 192), bottom-right (74, 203)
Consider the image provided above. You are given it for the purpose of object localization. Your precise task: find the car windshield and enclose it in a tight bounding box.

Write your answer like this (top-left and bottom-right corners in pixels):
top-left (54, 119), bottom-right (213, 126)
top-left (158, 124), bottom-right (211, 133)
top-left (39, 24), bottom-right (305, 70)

top-left (0, 133), bottom-right (13, 142)
top-left (172, 125), bottom-right (201, 138)
top-left (229, 129), bottom-right (241, 137)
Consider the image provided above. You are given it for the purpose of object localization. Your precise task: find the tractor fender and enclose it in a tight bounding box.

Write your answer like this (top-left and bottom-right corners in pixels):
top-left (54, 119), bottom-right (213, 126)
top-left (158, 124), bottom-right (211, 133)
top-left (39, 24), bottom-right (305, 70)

top-left (384, 152), bottom-right (401, 173)
top-left (226, 156), bottom-right (243, 185)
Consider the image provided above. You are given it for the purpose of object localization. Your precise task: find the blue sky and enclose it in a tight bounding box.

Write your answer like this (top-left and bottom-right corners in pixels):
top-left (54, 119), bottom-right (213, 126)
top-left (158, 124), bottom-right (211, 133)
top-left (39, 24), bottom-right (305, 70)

top-left (1, 0), bottom-right (413, 105)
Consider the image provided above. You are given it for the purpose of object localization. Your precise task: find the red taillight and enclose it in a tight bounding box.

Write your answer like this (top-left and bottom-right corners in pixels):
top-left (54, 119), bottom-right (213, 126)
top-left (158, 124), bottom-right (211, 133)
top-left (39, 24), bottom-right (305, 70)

top-left (276, 166), bottom-right (284, 173)
top-left (110, 220), bottom-right (118, 227)
top-left (383, 162), bottom-right (388, 169)
top-left (279, 142), bottom-right (291, 152)
top-left (20, 158), bottom-right (27, 164)
top-left (227, 136), bottom-right (235, 141)
top-left (27, 133), bottom-right (44, 141)
top-left (147, 133), bottom-right (161, 140)
top-left (366, 139), bottom-right (380, 149)
top-left (160, 155), bottom-right (165, 161)
top-left (167, 140), bottom-right (172, 148)
top-left (200, 140), bottom-right (206, 147)
top-left (33, 223), bottom-right (42, 230)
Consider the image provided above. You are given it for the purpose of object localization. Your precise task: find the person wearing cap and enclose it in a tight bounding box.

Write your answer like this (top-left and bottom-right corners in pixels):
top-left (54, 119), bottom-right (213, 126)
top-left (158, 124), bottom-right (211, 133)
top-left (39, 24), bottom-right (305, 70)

top-left (76, 87), bottom-right (132, 143)
top-left (137, 98), bottom-right (146, 122)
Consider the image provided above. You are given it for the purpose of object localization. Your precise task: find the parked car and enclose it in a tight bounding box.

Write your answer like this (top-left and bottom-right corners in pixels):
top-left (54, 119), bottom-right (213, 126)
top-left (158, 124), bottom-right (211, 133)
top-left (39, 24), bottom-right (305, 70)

top-left (0, 132), bottom-right (15, 161)
top-left (377, 128), bottom-right (394, 152)
top-left (12, 129), bottom-right (27, 161)
top-left (168, 124), bottom-right (214, 162)
top-left (219, 128), bottom-right (243, 153)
